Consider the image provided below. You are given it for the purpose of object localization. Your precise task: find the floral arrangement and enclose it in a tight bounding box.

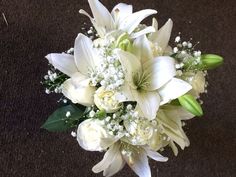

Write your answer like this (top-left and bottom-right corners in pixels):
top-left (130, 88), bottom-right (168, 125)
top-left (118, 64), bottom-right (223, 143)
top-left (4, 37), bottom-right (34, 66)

top-left (41, 0), bottom-right (223, 177)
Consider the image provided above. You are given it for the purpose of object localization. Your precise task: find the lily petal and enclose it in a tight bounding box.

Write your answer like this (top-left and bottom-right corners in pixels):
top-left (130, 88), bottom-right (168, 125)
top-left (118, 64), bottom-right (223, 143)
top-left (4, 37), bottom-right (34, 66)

top-left (74, 33), bottom-right (99, 76)
top-left (115, 49), bottom-right (141, 88)
top-left (144, 148), bottom-right (168, 162)
top-left (154, 19), bottom-right (173, 51)
top-left (143, 56), bottom-right (176, 91)
top-left (46, 53), bottom-right (77, 77)
top-left (131, 26), bottom-right (155, 39)
top-left (123, 148), bottom-right (151, 177)
top-left (152, 17), bottom-right (158, 30)
top-left (148, 18), bottom-right (158, 40)
top-left (88, 0), bottom-right (115, 32)
top-left (133, 34), bottom-right (153, 63)
top-left (79, 9), bottom-right (106, 36)
top-left (162, 105), bottom-right (195, 123)
top-left (119, 82), bottom-right (135, 102)
top-left (169, 140), bottom-right (179, 156)
top-left (159, 78), bottom-right (192, 105)
top-left (133, 90), bottom-right (160, 120)
top-left (119, 9), bottom-right (157, 34)
top-left (111, 3), bottom-right (133, 26)
top-left (92, 143), bottom-right (121, 174)
top-left (103, 151), bottom-right (125, 177)
top-left (62, 77), bottom-right (95, 106)
top-left (157, 110), bottom-right (189, 149)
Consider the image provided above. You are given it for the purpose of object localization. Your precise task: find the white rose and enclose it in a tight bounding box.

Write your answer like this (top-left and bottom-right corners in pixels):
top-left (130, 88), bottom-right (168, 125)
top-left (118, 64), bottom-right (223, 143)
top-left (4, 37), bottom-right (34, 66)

top-left (188, 71), bottom-right (206, 97)
top-left (77, 119), bottom-right (116, 151)
top-left (124, 119), bottom-right (154, 145)
top-left (94, 87), bottom-right (123, 113)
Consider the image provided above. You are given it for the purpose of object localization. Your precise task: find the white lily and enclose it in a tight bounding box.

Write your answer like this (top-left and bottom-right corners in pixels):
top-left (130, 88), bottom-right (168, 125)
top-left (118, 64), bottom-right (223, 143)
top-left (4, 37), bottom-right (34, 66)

top-left (92, 142), bottom-right (168, 177)
top-left (148, 18), bottom-right (174, 56)
top-left (157, 105), bottom-right (195, 155)
top-left (116, 49), bottom-right (192, 120)
top-left (46, 33), bottom-right (100, 106)
top-left (80, 0), bottom-right (157, 38)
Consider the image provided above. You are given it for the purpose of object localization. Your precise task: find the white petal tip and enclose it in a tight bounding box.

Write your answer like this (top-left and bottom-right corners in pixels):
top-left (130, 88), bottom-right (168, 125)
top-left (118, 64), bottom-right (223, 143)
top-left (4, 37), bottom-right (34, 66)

top-left (149, 9), bottom-right (158, 14)
top-left (45, 54), bottom-right (50, 59)
top-left (45, 54), bottom-right (52, 63)
top-left (167, 18), bottom-right (173, 23)
top-left (92, 167), bottom-right (100, 174)
top-left (162, 157), bottom-right (169, 162)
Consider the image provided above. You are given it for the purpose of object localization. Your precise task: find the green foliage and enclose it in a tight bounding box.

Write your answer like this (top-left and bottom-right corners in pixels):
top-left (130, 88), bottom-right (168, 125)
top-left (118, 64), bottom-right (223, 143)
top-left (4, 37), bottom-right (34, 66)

top-left (41, 104), bottom-right (85, 132)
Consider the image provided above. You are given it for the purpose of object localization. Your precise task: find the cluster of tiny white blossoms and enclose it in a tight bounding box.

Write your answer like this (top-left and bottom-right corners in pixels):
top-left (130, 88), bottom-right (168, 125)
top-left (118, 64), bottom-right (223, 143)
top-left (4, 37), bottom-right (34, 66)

top-left (42, 1), bottom-right (223, 177)
top-left (44, 69), bottom-right (62, 94)
top-left (172, 35), bottom-right (209, 98)
top-left (90, 50), bottom-right (125, 91)
top-left (173, 35), bottom-right (205, 73)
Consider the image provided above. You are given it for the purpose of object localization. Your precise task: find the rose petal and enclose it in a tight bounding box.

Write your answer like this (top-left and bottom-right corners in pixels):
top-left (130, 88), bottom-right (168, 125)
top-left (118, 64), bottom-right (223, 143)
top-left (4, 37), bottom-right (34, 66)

top-left (62, 78), bottom-right (95, 106)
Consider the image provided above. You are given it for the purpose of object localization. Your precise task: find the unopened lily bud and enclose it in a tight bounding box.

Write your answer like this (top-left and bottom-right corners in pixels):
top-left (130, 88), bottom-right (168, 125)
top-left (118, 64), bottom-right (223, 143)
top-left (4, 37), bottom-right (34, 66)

top-left (116, 33), bottom-right (132, 52)
top-left (178, 94), bottom-right (203, 117)
top-left (200, 54), bottom-right (223, 70)
top-left (118, 39), bottom-right (132, 51)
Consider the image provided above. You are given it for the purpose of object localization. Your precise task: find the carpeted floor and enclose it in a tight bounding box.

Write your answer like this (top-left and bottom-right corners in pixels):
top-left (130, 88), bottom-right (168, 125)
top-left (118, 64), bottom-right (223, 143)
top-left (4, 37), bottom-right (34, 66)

top-left (0, 0), bottom-right (235, 177)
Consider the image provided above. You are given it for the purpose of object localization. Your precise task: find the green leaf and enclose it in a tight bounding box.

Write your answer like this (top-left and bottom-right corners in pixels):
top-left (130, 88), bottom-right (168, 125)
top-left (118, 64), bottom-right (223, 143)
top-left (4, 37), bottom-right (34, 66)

top-left (96, 109), bottom-right (106, 119)
top-left (41, 104), bottom-right (84, 132)
top-left (178, 94), bottom-right (203, 117)
top-left (200, 54), bottom-right (223, 70)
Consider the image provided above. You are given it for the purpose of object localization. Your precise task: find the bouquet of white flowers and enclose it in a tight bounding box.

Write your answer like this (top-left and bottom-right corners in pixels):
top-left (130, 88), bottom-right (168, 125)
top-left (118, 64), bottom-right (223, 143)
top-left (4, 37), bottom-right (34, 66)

top-left (41, 0), bottom-right (223, 177)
